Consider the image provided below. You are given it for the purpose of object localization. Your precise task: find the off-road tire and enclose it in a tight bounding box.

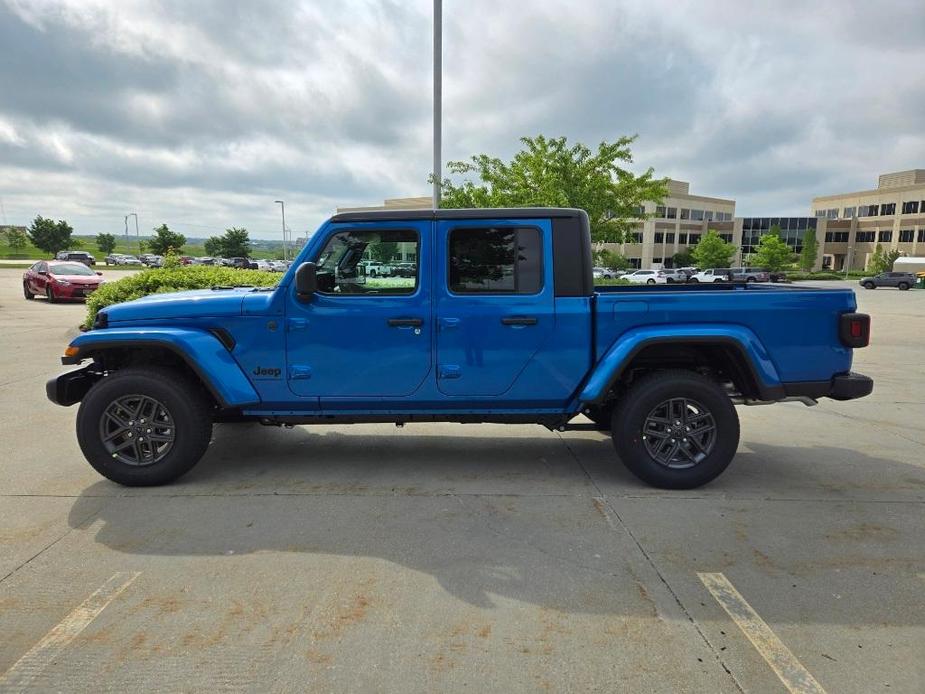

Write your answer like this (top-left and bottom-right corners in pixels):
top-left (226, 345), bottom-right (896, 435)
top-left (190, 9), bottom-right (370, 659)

top-left (611, 370), bottom-right (740, 489)
top-left (76, 367), bottom-right (213, 486)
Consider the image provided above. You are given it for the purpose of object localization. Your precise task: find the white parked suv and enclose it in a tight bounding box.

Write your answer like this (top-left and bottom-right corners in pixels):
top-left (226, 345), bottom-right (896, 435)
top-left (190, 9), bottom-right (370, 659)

top-left (623, 269), bottom-right (668, 285)
top-left (689, 268), bottom-right (733, 283)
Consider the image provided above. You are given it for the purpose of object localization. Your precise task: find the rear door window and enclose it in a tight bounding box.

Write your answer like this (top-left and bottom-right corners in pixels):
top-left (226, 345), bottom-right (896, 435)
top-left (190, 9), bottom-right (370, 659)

top-left (448, 227), bottom-right (542, 294)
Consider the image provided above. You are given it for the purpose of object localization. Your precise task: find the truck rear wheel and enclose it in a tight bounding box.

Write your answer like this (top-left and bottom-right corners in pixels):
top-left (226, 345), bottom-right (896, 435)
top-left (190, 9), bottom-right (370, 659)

top-left (76, 367), bottom-right (213, 486)
top-left (611, 370), bottom-right (739, 489)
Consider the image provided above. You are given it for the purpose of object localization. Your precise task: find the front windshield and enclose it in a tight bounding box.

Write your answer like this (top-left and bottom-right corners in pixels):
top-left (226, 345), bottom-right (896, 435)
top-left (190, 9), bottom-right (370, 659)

top-left (52, 263), bottom-right (96, 276)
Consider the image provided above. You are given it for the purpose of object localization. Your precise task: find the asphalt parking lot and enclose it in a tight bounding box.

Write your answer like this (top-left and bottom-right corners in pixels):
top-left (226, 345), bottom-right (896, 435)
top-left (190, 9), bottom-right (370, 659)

top-left (1, 270), bottom-right (923, 693)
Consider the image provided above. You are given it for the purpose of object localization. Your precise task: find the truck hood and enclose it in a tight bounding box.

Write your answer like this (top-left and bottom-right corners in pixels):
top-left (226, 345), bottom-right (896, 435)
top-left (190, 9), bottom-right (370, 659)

top-left (103, 288), bottom-right (251, 322)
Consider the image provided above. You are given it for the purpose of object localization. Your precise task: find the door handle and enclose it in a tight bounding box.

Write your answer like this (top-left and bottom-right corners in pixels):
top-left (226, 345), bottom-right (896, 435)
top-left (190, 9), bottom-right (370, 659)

top-left (501, 316), bottom-right (538, 326)
top-left (387, 318), bottom-right (424, 327)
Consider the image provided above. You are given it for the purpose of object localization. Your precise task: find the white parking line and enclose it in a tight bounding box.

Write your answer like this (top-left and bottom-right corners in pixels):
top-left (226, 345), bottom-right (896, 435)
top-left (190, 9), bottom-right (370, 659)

top-left (698, 572), bottom-right (826, 694)
top-left (0, 571), bottom-right (140, 692)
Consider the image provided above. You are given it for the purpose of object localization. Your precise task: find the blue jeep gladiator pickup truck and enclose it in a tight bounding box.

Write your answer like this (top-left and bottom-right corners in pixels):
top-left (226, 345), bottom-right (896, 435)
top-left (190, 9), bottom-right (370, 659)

top-left (47, 208), bottom-right (873, 489)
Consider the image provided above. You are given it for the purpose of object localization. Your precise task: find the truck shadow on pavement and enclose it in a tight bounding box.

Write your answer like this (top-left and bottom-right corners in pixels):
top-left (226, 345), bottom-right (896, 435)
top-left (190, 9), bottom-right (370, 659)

top-left (66, 423), bottom-right (925, 616)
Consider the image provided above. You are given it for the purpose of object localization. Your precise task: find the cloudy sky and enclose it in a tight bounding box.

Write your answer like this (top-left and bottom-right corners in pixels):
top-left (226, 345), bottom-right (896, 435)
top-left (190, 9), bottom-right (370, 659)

top-left (1, 0), bottom-right (923, 239)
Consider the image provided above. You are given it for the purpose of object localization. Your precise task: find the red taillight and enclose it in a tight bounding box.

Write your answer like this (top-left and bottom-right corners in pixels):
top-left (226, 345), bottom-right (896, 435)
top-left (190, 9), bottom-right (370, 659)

top-left (839, 313), bottom-right (870, 348)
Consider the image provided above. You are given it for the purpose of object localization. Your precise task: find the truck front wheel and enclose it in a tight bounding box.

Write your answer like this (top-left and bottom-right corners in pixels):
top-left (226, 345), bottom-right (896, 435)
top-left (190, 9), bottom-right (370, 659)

top-left (76, 367), bottom-right (213, 486)
top-left (611, 370), bottom-right (739, 489)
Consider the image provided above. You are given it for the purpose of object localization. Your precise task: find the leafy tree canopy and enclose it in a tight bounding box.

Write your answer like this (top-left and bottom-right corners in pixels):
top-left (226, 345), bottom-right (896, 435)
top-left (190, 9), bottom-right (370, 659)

top-left (434, 135), bottom-right (668, 244)
top-left (96, 233), bottom-right (117, 254)
top-left (28, 216), bottom-right (74, 256)
top-left (868, 244), bottom-right (902, 274)
top-left (6, 227), bottom-right (28, 250)
top-left (672, 248), bottom-right (695, 267)
top-left (753, 233), bottom-right (795, 272)
top-left (593, 248), bottom-right (630, 270)
top-left (799, 228), bottom-right (818, 272)
top-left (691, 229), bottom-right (736, 269)
top-left (204, 227), bottom-right (251, 258)
top-left (148, 224), bottom-right (187, 255)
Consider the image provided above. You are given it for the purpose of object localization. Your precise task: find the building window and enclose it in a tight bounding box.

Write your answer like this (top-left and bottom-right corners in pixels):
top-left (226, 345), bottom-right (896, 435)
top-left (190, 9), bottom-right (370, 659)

top-left (691, 209), bottom-right (704, 221)
top-left (859, 204), bottom-right (879, 217)
top-left (680, 208), bottom-right (690, 220)
top-left (855, 231), bottom-right (875, 242)
top-left (448, 227), bottom-right (542, 294)
top-left (678, 233), bottom-right (688, 244)
top-left (655, 206), bottom-right (666, 218)
top-left (627, 232), bottom-right (642, 244)
top-left (632, 206), bottom-right (645, 217)
top-left (705, 211), bottom-right (714, 221)
top-left (665, 233), bottom-right (675, 244)
top-left (826, 208), bottom-right (838, 219)
top-left (825, 231), bottom-right (849, 243)
top-left (918, 229), bottom-right (925, 242)
top-left (878, 230), bottom-right (892, 242)
top-left (901, 201), bottom-right (919, 215)
top-left (880, 203), bottom-right (896, 216)
top-left (629, 258), bottom-right (641, 269)
top-left (687, 233), bottom-right (701, 244)
top-left (666, 207), bottom-right (677, 219)
top-left (719, 234), bottom-right (733, 243)
top-left (842, 207), bottom-right (856, 218)
top-left (815, 210), bottom-right (826, 218)
top-left (652, 257), bottom-right (663, 264)
top-left (899, 229), bottom-right (914, 242)
top-left (654, 232), bottom-right (664, 243)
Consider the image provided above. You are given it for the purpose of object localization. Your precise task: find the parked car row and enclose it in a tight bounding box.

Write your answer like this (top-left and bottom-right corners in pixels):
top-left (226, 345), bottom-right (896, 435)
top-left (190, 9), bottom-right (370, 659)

top-left (104, 253), bottom-right (143, 266)
top-left (55, 250), bottom-right (96, 266)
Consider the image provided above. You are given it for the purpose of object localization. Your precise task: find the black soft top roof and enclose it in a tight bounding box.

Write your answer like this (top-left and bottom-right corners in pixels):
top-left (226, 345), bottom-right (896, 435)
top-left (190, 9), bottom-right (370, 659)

top-left (331, 207), bottom-right (587, 223)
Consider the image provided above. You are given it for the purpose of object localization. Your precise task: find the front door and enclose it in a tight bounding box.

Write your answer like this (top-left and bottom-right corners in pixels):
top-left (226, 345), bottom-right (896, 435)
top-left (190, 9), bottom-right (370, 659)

top-left (434, 219), bottom-right (554, 396)
top-left (285, 221), bottom-right (432, 399)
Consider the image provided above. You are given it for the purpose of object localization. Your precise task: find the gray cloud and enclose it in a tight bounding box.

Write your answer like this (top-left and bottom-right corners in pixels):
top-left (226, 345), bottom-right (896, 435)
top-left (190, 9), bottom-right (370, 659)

top-left (0, 0), bottom-right (923, 237)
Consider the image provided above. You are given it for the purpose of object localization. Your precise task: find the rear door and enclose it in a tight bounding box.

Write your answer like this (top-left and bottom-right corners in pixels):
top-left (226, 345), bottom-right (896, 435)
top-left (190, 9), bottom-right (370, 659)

top-left (434, 219), bottom-right (554, 396)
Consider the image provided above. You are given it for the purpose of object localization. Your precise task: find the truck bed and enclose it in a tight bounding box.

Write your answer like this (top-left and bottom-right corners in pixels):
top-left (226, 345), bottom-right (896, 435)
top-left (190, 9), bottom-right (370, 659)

top-left (592, 282), bottom-right (857, 383)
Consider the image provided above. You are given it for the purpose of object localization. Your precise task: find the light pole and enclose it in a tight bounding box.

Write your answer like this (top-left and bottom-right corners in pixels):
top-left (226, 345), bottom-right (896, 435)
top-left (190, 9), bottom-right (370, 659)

top-left (432, 0), bottom-right (442, 209)
top-left (275, 200), bottom-right (287, 261)
top-left (128, 213), bottom-right (139, 254)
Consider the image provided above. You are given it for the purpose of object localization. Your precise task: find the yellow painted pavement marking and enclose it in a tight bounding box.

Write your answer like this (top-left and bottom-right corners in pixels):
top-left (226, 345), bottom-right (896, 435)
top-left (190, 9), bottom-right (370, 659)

top-left (0, 572), bottom-right (140, 693)
top-left (698, 572), bottom-right (827, 694)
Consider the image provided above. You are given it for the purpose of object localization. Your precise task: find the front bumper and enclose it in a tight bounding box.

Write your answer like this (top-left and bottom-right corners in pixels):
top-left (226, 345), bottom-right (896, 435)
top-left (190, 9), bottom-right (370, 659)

top-left (46, 366), bottom-right (101, 406)
top-left (783, 372), bottom-right (874, 402)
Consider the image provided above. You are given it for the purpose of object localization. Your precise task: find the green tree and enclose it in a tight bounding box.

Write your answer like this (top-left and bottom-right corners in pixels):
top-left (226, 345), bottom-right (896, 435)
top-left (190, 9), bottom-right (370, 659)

top-left (593, 248), bottom-right (629, 270)
top-left (28, 216), bottom-right (74, 256)
top-left (368, 240), bottom-right (398, 263)
top-left (434, 135), bottom-right (668, 244)
top-left (691, 229), bottom-right (736, 268)
top-left (219, 227), bottom-right (251, 257)
top-left (753, 233), bottom-right (795, 272)
top-left (204, 237), bottom-right (222, 257)
top-left (799, 228), bottom-right (818, 272)
top-left (767, 223), bottom-right (782, 237)
top-left (148, 224), bottom-right (186, 255)
top-left (671, 248), bottom-right (695, 267)
top-left (6, 227), bottom-right (29, 252)
top-left (96, 232), bottom-right (117, 254)
top-left (869, 244), bottom-right (902, 273)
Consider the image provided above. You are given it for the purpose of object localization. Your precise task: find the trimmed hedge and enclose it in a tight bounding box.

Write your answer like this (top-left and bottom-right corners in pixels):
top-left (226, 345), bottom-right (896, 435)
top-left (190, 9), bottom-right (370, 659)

top-left (784, 272), bottom-right (845, 281)
top-left (84, 266), bottom-right (280, 328)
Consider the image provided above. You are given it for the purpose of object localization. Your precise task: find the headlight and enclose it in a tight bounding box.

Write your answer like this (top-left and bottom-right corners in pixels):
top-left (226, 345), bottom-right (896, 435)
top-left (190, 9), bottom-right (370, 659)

top-left (55, 278), bottom-right (71, 286)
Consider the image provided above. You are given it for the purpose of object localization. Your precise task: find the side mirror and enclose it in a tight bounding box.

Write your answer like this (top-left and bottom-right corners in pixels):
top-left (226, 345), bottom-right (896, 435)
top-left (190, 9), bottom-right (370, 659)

top-left (295, 262), bottom-right (317, 301)
top-left (38, 269), bottom-right (48, 275)
top-left (96, 271), bottom-right (103, 276)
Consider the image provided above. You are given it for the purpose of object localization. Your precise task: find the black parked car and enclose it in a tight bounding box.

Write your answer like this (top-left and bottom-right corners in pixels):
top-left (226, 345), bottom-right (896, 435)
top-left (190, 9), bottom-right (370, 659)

top-left (55, 250), bottom-right (96, 266)
top-left (859, 272), bottom-right (915, 290)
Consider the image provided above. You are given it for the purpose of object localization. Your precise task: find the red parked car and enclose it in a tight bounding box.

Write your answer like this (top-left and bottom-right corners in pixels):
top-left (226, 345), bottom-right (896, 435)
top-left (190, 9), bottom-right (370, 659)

top-left (23, 261), bottom-right (104, 302)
